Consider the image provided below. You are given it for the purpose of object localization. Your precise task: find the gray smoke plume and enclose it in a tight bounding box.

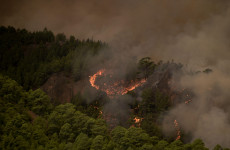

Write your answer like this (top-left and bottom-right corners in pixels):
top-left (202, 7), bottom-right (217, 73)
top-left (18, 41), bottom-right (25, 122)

top-left (161, 6), bottom-right (230, 148)
top-left (2, 0), bottom-right (230, 148)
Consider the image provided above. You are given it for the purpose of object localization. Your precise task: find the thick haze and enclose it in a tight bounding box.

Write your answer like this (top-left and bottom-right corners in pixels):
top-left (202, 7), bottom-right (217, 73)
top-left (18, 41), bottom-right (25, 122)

top-left (2, 0), bottom-right (230, 148)
top-left (1, 0), bottom-right (229, 61)
top-left (1, 0), bottom-right (229, 62)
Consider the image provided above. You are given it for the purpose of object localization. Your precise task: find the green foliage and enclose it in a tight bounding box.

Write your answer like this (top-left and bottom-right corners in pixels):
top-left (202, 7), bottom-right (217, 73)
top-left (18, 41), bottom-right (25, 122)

top-left (0, 26), bottom-right (106, 90)
top-left (140, 88), bottom-right (170, 115)
top-left (59, 123), bottom-right (73, 142)
top-left (0, 75), bottom-right (25, 104)
top-left (166, 140), bottom-right (184, 150)
top-left (191, 139), bottom-right (209, 150)
top-left (141, 119), bottom-right (163, 138)
top-left (138, 57), bottom-right (156, 79)
top-left (56, 33), bottom-right (66, 42)
top-left (111, 126), bottom-right (127, 144)
top-left (155, 90), bottom-right (170, 112)
top-left (124, 127), bottom-right (151, 148)
top-left (12, 135), bottom-right (30, 150)
top-left (155, 140), bottom-right (169, 150)
top-left (213, 144), bottom-right (223, 150)
top-left (90, 135), bottom-right (105, 150)
top-left (140, 88), bottom-right (155, 114)
top-left (0, 26), bottom-right (228, 150)
top-left (74, 133), bottom-right (92, 150)
top-left (140, 143), bottom-right (154, 150)
top-left (0, 70), bottom-right (228, 150)
top-left (137, 88), bottom-right (169, 137)
top-left (28, 89), bottom-right (53, 116)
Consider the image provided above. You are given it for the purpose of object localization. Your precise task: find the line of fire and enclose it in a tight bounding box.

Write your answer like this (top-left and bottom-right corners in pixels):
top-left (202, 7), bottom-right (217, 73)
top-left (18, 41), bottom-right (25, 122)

top-left (88, 62), bottom-right (194, 141)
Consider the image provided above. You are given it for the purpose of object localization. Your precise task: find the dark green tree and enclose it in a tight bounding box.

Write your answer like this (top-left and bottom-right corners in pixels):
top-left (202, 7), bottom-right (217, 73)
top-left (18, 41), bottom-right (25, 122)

top-left (90, 135), bottom-right (105, 150)
top-left (73, 133), bottom-right (92, 150)
top-left (138, 57), bottom-right (156, 79)
top-left (28, 89), bottom-right (53, 116)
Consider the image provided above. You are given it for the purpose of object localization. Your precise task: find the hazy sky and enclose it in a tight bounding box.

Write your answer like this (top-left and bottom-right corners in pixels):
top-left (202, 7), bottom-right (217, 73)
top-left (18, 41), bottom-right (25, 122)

top-left (1, 0), bottom-right (229, 65)
top-left (0, 0), bottom-right (228, 41)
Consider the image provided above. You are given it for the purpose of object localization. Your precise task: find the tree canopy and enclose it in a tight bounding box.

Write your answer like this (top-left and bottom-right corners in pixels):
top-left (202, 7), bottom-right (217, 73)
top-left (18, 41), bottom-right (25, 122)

top-left (0, 26), bottom-right (227, 150)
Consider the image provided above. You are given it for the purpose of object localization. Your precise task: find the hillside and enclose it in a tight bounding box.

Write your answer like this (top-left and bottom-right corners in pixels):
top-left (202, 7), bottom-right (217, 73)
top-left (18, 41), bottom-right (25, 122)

top-left (0, 26), bottom-right (229, 150)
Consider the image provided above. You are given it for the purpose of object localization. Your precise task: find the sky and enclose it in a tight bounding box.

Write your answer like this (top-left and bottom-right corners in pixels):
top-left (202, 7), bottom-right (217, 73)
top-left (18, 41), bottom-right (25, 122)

top-left (1, 0), bottom-right (229, 65)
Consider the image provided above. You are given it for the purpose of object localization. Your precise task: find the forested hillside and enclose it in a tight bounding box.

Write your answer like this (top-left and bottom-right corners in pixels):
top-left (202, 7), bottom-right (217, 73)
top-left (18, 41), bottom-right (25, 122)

top-left (0, 26), bottom-right (228, 150)
top-left (0, 26), bottom-right (106, 90)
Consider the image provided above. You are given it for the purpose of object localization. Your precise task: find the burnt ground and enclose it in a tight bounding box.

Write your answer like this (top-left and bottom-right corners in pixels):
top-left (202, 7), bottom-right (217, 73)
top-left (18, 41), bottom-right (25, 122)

top-left (41, 72), bottom-right (86, 104)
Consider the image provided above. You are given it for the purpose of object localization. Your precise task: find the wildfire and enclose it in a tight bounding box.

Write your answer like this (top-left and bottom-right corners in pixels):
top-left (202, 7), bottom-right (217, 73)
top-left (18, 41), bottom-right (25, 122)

top-left (92, 105), bottom-right (103, 117)
top-left (172, 89), bottom-right (192, 140)
top-left (89, 69), bottom-right (146, 97)
top-left (131, 117), bottom-right (143, 127)
top-left (134, 117), bottom-right (141, 123)
top-left (99, 111), bottom-right (103, 115)
top-left (89, 69), bottom-right (105, 90)
top-left (122, 79), bottom-right (146, 95)
top-left (174, 119), bottom-right (181, 140)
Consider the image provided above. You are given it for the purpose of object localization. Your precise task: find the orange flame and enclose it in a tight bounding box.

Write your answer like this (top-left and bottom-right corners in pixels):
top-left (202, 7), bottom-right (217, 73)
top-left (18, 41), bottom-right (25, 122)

top-left (132, 117), bottom-right (143, 127)
top-left (174, 119), bottom-right (181, 140)
top-left (99, 111), bottom-right (103, 115)
top-left (89, 69), bottom-right (146, 97)
top-left (89, 69), bottom-right (105, 90)
top-left (92, 105), bottom-right (103, 117)
top-left (121, 79), bottom-right (146, 95)
top-left (134, 117), bottom-right (141, 123)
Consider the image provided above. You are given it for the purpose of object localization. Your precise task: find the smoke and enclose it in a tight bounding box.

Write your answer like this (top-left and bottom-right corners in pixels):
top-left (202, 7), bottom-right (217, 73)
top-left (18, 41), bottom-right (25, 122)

top-left (103, 95), bottom-right (134, 127)
top-left (1, 0), bottom-right (229, 70)
top-left (161, 5), bottom-right (230, 148)
top-left (163, 70), bottom-right (230, 148)
top-left (2, 0), bottom-right (230, 148)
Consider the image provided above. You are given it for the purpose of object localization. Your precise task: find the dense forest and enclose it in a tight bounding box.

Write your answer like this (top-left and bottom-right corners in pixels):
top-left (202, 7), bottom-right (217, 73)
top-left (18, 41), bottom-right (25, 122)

top-left (0, 26), bottom-right (229, 150)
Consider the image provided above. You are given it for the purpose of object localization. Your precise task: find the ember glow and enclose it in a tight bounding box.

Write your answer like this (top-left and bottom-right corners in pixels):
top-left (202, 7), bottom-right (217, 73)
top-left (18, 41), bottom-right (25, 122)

top-left (99, 111), bottom-right (103, 115)
top-left (130, 117), bottom-right (143, 128)
top-left (92, 105), bottom-right (103, 117)
top-left (123, 79), bottom-right (146, 95)
top-left (174, 120), bottom-right (181, 140)
top-left (89, 69), bottom-right (105, 90)
top-left (134, 117), bottom-right (143, 127)
top-left (89, 69), bottom-right (146, 97)
top-left (134, 117), bottom-right (141, 123)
